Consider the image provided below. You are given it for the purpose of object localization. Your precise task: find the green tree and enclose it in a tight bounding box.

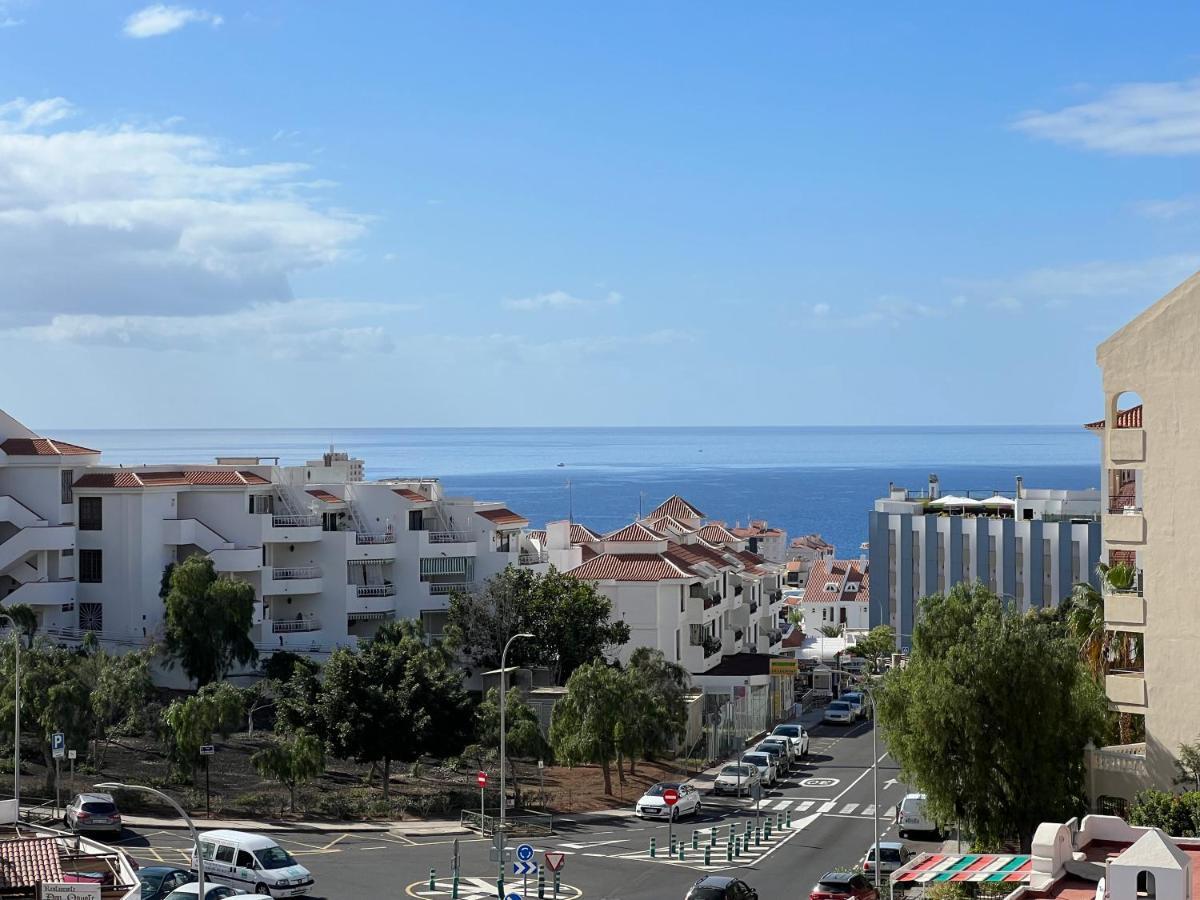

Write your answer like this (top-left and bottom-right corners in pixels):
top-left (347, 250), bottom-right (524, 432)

top-left (622, 648), bottom-right (689, 775)
top-left (1176, 739), bottom-right (1200, 793)
top-left (446, 567), bottom-right (630, 683)
top-left (4, 604), bottom-right (37, 649)
top-left (274, 656), bottom-right (323, 738)
top-left (317, 620), bottom-right (472, 798)
top-left (876, 583), bottom-right (1107, 851)
top-left (85, 646), bottom-right (155, 766)
top-left (1129, 790), bottom-right (1200, 837)
top-left (252, 731), bottom-right (325, 811)
top-left (162, 682), bottom-right (245, 779)
top-left (162, 557), bottom-right (258, 687)
top-left (549, 661), bottom-right (626, 796)
top-left (472, 686), bottom-right (549, 806)
top-left (849, 625), bottom-right (897, 672)
top-left (818, 623), bottom-right (844, 638)
top-left (1065, 577), bottom-right (1143, 744)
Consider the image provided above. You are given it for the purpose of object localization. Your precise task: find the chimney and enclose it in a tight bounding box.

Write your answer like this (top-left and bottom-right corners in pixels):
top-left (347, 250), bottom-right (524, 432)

top-left (928, 474), bottom-right (940, 501)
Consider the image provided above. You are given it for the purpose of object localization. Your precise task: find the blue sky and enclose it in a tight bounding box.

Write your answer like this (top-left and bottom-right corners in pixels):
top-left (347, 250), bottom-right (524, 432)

top-left (3, 2), bottom-right (1199, 428)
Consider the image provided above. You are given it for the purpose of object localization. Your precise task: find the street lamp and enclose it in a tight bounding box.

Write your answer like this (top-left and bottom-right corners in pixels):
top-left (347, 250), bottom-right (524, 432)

top-left (499, 632), bottom-right (534, 837)
top-left (97, 783), bottom-right (204, 899)
top-left (0, 615), bottom-right (20, 810)
top-left (830, 669), bottom-right (882, 889)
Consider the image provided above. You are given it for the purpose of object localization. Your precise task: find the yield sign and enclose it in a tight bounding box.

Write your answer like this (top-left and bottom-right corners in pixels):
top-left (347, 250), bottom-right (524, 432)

top-left (544, 851), bottom-right (566, 872)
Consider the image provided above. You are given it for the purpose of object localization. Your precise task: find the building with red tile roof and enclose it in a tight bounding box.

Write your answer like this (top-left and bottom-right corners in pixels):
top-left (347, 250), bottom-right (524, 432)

top-left (791, 559), bottom-right (870, 633)
top-left (648, 494), bottom-right (705, 522)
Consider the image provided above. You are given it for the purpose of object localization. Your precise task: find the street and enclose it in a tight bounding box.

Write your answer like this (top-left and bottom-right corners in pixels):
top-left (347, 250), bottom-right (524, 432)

top-left (115, 717), bottom-right (941, 900)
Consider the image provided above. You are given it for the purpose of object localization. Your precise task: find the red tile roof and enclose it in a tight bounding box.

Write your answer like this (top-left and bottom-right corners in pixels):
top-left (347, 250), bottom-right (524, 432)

top-left (0, 837), bottom-right (64, 888)
top-left (529, 529), bottom-right (547, 544)
top-left (697, 523), bottom-right (740, 544)
top-left (570, 523), bottom-right (601, 544)
top-left (802, 559), bottom-right (870, 604)
top-left (649, 495), bottom-right (705, 520)
top-left (1, 437), bottom-right (98, 456)
top-left (791, 533), bottom-right (834, 552)
top-left (663, 543), bottom-right (730, 573)
top-left (307, 489), bottom-right (342, 503)
top-left (73, 469), bottom-right (269, 488)
top-left (732, 522), bottom-right (784, 538)
top-left (569, 552), bottom-right (694, 582)
top-left (1084, 404), bottom-right (1143, 431)
top-left (393, 488), bottom-right (431, 503)
top-left (603, 521), bottom-right (667, 542)
top-left (646, 514), bottom-right (698, 534)
top-left (476, 507), bottom-right (529, 526)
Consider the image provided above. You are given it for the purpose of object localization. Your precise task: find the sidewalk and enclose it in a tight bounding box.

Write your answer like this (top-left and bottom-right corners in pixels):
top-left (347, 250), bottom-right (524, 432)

top-left (118, 812), bottom-right (469, 837)
top-left (688, 706), bottom-right (827, 791)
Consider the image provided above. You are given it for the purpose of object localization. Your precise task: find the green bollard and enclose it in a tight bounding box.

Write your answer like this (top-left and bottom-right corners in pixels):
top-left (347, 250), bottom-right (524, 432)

top-left (726, 842), bottom-right (733, 863)
top-left (755, 825), bottom-right (762, 846)
top-left (429, 869), bottom-right (436, 890)
top-left (710, 826), bottom-right (717, 846)
top-left (786, 809), bottom-right (792, 828)
top-left (765, 820), bottom-right (772, 840)
top-left (452, 874), bottom-right (459, 899)
top-left (745, 819), bottom-right (752, 834)
top-left (537, 870), bottom-right (545, 899)
top-left (554, 873), bottom-right (561, 895)
top-left (670, 834), bottom-right (677, 857)
top-left (650, 835), bottom-right (657, 857)
top-left (692, 830), bottom-right (699, 851)
top-left (705, 845), bottom-right (711, 866)
top-left (680, 845), bottom-right (687, 862)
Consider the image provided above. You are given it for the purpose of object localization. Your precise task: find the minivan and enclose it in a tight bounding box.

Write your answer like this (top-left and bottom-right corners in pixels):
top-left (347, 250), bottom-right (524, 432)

top-left (896, 793), bottom-right (939, 838)
top-left (193, 830), bottom-right (314, 897)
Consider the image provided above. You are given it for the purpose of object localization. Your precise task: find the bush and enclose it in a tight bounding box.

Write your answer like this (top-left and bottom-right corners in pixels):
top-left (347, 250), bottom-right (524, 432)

top-left (1129, 790), bottom-right (1200, 837)
top-left (306, 789), bottom-right (372, 820)
top-left (233, 791), bottom-right (282, 818)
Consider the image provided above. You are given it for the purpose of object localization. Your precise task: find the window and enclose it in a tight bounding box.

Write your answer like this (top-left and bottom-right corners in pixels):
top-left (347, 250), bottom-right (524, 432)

top-left (78, 602), bottom-right (103, 632)
top-left (249, 494), bottom-right (274, 515)
top-left (78, 549), bottom-right (102, 583)
top-left (78, 497), bottom-right (102, 531)
top-left (201, 841), bottom-right (216, 861)
top-left (675, 629), bottom-right (680, 661)
top-left (236, 850), bottom-right (256, 869)
top-left (1072, 540), bottom-right (1082, 582)
top-left (214, 844), bottom-right (235, 864)
top-left (408, 510), bottom-right (424, 531)
top-left (1137, 871), bottom-right (1156, 899)
top-left (61, 470), bottom-right (73, 504)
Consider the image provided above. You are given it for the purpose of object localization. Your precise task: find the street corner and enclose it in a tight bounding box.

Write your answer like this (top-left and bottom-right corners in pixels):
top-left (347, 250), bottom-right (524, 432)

top-left (405, 875), bottom-right (584, 899)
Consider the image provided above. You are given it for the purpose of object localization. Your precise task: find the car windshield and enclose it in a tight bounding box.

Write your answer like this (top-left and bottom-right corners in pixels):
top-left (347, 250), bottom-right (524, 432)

top-left (689, 889), bottom-right (727, 900)
top-left (254, 846), bottom-right (297, 869)
top-left (645, 783), bottom-right (680, 796)
top-left (140, 874), bottom-right (164, 899)
top-left (829, 701), bottom-right (850, 711)
top-left (819, 878), bottom-right (852, 891)
top-left (844, 693), bottom-right (861, 702)
top-left (720, 765), bottom-right (751, 776)
top-left (880, 847), bottom-right (903, 862)
top-left (82, 801), bottom-right (117, 814)
top-left (773, 726), bottom-right (798, 737)
top-left (756, 744), bottom-right (780, 755)
top-left (742, 754), bottom-right (768, 766)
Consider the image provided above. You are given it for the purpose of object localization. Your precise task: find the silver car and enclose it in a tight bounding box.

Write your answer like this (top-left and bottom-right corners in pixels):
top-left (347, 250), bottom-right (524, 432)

top-left (823, 700), bottom-right (855, 725)
top-left (65, 792), bottom-right (122, 836)
top-left (741, 751), bottom-right (777, 787)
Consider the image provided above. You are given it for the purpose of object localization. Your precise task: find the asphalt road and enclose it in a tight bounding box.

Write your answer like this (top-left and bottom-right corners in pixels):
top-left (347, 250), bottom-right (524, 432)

top-left (113, 716), bottom-right (945, 900)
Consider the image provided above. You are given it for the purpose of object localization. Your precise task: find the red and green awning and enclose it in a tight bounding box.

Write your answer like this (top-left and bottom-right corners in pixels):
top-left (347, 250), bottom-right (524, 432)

top-left (894, 854), bottom-right (1033, 885)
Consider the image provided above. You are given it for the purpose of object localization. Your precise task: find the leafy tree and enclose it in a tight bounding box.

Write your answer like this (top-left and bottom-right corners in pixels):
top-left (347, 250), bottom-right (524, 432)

top-left (877, 582), bottom-right (1107, 851)
top-left (274, 657), bottom-right (323, 738)
top-left (3, 604), bottom-right (37, 649)
top-left (621, 648), bottom-right (689, 775)
top-left (549, 661), bottom-right (625, 795)
top-left (1129, 790), bottom-right (1200, 837)
top-left (446, 567), bottom-right (630, 683)
top-left (252, 731), bottom-right (324, 811)
top-left (1177, 739), bottom-right (1200, 793)
top-left (1065, 578), bottom-right (1143, 743)
top-left (85, 646), bottom-right (155, 766)
top-left (317, 620), bottom-right (472, 798)
top-left (162, 682), bottom-right (245, 779)
top-left (162, 557), bottom-right (257, 687)
top-left (849, 625), bottom-right (897, 672)
top-left (471, 686), bottom-right (549, 806)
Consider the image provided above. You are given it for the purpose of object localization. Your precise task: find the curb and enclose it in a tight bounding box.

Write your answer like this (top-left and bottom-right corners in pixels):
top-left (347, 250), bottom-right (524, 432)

top-left (123, 818), bottom-right (392, 834)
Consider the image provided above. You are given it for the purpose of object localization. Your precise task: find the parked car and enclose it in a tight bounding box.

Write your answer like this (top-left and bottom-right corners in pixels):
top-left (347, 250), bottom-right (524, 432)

top-left (751, 741), bottom-right (786, 774)
top-left (163, 886), bottom-right (256, 900)
top-left (194, 830), bottom-right (314, 897)
top-left (862, 841), bottom-right (913, 876)
top-left (809, 872), bottom-right (880, 900)
top-left (757, 736), bottom-right (795, 770)
top-left (685, 874), bottom-right (759, 899)
top-left (139, 866), bottom-right (195, 900)
top-left (841, 691), bottom-right (868, 719)
top-left (635, 782), bottom-right (702, 819)
top-left (740, 751), bottom-right (777, 787)
top-left (770, 723), bottom-right (810, 758)
top-left (823, 700), bottom-right (855, 725)
top-left (896, 793), bottom-right (939, 838)
top-left (64, 792), bottom-right (122, 837)
top-left (712, 763), bottom-right (760, 797)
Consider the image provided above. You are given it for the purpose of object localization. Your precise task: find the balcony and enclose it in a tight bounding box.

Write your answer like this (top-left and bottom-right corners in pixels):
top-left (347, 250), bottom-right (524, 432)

top-left (1104, 570), bottom-right (1145, 631)
top-left (355, 532), bottom-right (395, 545)
top-left (4, 579), bottom-right (74, 606)
top-left (418, 530), bottom-right (477, 558)
top-left (210, 547), bottom-right (262, 573)
top-left (345, 531), bottom-right (397, 561)
top-left (261, 514), bottom-right (322, 544)
top-left (356, 584), bottom-right (395, 598)
top-left (1108, 428), bottom-right (1145, 464)
top-left (272, 617), bottom-right (322, 634)
top-left (263, 565), bottom-right (323, 595)
top-left (518, 550), bottom-right (549, 566)
top-left (1103, 509), bottom-right (1145, 544)
top-left (1106, 670), bottom-right (1147, 712)
top-left (163, 518), bottom-right (231, 554)
top-left (428, 581), bottom-right (474, 596)
top-left (0, 524), bottom-right (74, 573)
top-left (346, 585), bottom-right (396, 615)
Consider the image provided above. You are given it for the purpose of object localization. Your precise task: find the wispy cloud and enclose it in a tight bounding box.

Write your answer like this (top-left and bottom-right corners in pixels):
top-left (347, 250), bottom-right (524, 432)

top-left (123, 4), bottom-right (223, 38)
top-left (808, 296), bottom-right (956, 329)
top-left (0, 97), bottom-right (73, 132)
top-left (1014, 78), bottom-right (1200, 155)
top-left (1133, 197), bottom-right (1199, 221)
top-left (503, 290), bottom-right (622, 312)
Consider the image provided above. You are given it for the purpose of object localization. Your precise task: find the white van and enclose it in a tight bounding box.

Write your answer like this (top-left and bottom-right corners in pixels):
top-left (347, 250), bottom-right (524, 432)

top-left (896, 793), bottom-right (939, 838)
top-left (194, 830), bottom-right (314, 897)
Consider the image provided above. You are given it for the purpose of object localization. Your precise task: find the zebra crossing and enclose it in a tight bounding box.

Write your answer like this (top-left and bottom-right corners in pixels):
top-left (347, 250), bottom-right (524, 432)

top-left (731, 797), bottom-right (879, 818)
top-left (613, 812), bottom-right (821, 872)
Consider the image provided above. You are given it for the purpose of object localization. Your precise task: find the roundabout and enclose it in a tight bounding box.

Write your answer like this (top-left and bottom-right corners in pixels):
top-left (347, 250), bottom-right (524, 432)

top-left (405, 875), bottom-right (584, 899)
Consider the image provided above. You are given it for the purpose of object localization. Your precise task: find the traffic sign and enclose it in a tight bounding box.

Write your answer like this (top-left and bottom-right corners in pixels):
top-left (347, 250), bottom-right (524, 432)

top-left (512, 860), bottom-right (538, 876)
top-left (544, 851), bottom-right (566, 872)
top-left (67, 750), bottom-right (76, 760)
top-left (477, 771), bottom-right (488, 788)
top-left (505, 893), bottom-right (522, 900)
top-left (200, 745), bottom-right (215, 756)
top-left (51, 732), bottom-right (64, 760)
top-left (488, 847), bottom-right (513, 864)
top-left (515, 843), bottom-right (534, 862)
top-left (662, 787), bottom-right (679, 807)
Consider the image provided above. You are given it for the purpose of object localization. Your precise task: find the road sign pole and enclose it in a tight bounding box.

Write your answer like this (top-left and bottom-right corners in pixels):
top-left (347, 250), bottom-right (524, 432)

top-left (54, 757), bottom-right (59, 817)
top-left (205, 755), bottom-right (211, 817)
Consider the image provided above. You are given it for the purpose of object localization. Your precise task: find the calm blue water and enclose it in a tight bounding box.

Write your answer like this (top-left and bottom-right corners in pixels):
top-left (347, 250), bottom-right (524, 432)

top-left (51, 426), bottom-right (1100, 556)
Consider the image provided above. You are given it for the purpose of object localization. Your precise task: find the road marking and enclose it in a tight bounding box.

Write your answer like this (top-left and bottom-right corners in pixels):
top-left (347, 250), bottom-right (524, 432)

top-left (798, 801), bottom-right (815, 812)
top-left (839, 803), bottom-right (859, 815)
top-left (862, 805), bottom-right (876, 817)
top-left (774, 800), bottom-right (794, 810)
top-left (559, 839), bottom-right (629, 850)
top-left (819, 801), bottom-right (836, 813)
top-left (322, 834), bottom-right (348, 850)
top-left (359, 845), bottom-right (388, 851)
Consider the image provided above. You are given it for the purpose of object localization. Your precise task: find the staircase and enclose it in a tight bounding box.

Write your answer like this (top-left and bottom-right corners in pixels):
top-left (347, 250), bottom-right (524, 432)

top-left (0, 525), bottom-right (74, 574)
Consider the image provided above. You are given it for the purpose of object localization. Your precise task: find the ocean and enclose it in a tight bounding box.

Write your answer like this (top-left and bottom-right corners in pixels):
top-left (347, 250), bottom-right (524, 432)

top-left (51, 425), bottom-right (1100, 557)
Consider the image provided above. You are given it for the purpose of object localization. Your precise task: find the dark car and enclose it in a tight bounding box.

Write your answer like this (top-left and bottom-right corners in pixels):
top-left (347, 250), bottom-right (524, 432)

top-left (686, 874), bottom-right (759, 899)
top-left (810, 872), bottom-right (880, 900)
top-left (138, 866), bottom-right (194, 900)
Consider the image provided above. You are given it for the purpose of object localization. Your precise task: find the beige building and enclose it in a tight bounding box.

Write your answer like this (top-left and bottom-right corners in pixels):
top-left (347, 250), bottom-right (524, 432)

top-left (1086, 272), bottom-right (1200, 808)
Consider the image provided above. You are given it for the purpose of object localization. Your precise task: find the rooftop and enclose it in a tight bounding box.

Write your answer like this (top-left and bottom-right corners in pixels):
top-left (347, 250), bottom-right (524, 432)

top-left (1084, 405), bottom-right (1143, 431)
top-left (1, 437), bottom-right (99, 457)
top-left (649, 494), bottom-right (705, 521)
top-left (74, 469), bottom-right (270, 489)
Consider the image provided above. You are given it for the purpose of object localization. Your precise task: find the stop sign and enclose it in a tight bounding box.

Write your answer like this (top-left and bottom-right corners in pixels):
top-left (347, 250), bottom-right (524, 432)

top-left (662, 787), bottom-right (679, 807)
top-left (477, 771), bottom-right (488, 788)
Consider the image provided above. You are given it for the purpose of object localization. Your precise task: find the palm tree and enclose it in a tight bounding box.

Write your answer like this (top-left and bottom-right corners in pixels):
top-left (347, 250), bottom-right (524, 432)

top-left (1065, 580), bottom-right (1111, 683)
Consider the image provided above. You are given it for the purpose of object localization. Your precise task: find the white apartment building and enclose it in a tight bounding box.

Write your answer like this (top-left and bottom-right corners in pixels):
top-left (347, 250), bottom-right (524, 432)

top-left (868, 473), bottom-right (1103, 644)
top-left (561, 495), bottom-right (789, 675)
top-left (0, 408), bottom-right (544, 680)
top-left (788, 558), bottom-right (870, 632)
top-left (729, 520), bottom-right (788, 563)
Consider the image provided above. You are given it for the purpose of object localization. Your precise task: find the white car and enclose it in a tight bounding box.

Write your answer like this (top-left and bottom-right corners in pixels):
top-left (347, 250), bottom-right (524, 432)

top-left (635, 782), bottom-right (701, 819)
top-left (896, 793), bottom-right (939, 838)
top-left (823, 700), bottom-right (854, 725)
top-left (712, 763), bottom-right (760, 797)
top-left (770, 724), bottom-right (810, 758)
top-left (757, 736), bottom-right (795, 771)
top-left (862, 841), bottom-right (913, 876)
top-left (165, 886), bottom-right (272, 900)
top-left (740, 751), bottom-right (777, 787)
top-left (841, 691), bottom-right (867, 720)
top-left (194, 830), bottom-right (314, 897)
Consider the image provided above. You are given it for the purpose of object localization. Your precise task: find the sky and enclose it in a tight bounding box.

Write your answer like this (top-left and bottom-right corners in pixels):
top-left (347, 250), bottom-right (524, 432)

top-left (3, 2), bottom-right (1200, 428)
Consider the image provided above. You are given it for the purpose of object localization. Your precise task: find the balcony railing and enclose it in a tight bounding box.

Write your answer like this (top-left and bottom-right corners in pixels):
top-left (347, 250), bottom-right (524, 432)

top-left (429, 582), bottom-right (473, 595)
top-left (356, 532), bottom-right (395, 545)
top-left (356, 584), bottom-right (395, 598)
top-left (1107, 502), bottom-right (1143, 515)
top-left (519, 551), bottom-right (549, 565)
top-left (1105, 568), bottom-right (1144, 596)
top-left (272, 515), bottom-right (320, 528)
top-left (272, 618), bottom-right (322, 634)
top-left (427, 530), bottom-right (473, 544)
top-left (272, 566), bottom-right (321, 580)
top-left (704, 595), bottom-right (721, 611)
top-left (768, 629), bottom-right (784, 645)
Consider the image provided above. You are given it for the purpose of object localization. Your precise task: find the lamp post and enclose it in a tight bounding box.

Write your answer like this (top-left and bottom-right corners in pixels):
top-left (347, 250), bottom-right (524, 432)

top-left (830, 668), bottom-right (882, 889)
top-left (0, 615), bottom-right (20, 810)
top-left (499, 632), bottom-right (534, 837)
top-left (97, 783), bottom-right (204, 899)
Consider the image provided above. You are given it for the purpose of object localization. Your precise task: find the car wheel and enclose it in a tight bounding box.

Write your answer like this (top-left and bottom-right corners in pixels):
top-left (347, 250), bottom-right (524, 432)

top-left (899, 830), bottom-right (908, 839)
top-left (694, 800), bottom-right (702, 816)
top-left (255, 883), bottom-right (271, 896)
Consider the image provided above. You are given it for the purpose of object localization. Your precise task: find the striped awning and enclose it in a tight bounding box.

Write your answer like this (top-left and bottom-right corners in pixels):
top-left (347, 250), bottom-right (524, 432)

top-left (347, 611), bottom-right (395, 624)
top-left (893, 854), bottom-right (1032, 885)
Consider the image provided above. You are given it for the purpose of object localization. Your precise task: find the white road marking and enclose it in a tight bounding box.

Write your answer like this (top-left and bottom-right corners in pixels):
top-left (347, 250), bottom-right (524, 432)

top-left (862, 805), bottom-right (876, 817)
top-left (359, 845), bottom-right (387, 851)
top-left (799, 800), bottom-right (815, 812)
top-left (819, 801), bottom-right (836, 813)
top-left (559, 839), bottom-right (629, 850)
top-left (774, 800), bottom-right (794, 810)
top-left (839, 803), bottom-right (859, 815)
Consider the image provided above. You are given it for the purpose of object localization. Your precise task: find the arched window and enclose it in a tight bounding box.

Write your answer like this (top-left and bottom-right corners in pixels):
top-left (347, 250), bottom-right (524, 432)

top-left (1112, 391), bottom-right (1144, 429)
top-left (1137, 870), bottom-right (1156, 899)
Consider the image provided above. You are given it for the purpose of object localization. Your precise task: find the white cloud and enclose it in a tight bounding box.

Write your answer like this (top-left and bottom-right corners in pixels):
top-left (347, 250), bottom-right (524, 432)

top-left (1133, 197), bottom-right (1198, 221)
top-left (418, 328), bottom-right (691, 365)
top-left (123, 4), bottom-right (223, 38)
top-left (0, 16), bottom-right (21, 27)
top-left (0, 96), bottom-right (365, 325)
top-left (810, 296), bottom-right (956, 329)
top-left (811, 302), bottom-right (831, 317)
top-left (1014, 78), bottom-right (1200, 155)
top-left (988, 297), bottom-right (1023, 312)
top-left (503, 290), bottom-right (622, 312)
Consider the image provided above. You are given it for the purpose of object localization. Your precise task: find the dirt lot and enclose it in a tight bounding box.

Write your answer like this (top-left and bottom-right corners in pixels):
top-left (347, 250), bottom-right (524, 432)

top-left (8, 734), bottom-right (693, 822)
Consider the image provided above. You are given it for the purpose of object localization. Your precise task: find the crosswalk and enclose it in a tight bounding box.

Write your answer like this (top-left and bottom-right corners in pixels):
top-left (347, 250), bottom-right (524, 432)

top-left (735, 798), bottom-right (879, 817)
top-left (614, 812), bottom-right (820, 872)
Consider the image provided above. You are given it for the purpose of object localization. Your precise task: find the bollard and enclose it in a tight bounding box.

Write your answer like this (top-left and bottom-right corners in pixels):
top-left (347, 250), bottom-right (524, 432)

top-left (710, 826), bottom-right (717, 846)
top-left (429, 869), bottom-right (436, 890)
top-left (554, 872), bottom-right (561, 895)
top-left (726, 842), bottom-right (733, 863)
top-left (765, 820), bottom-right (772, 840)
top-left (680, 845), bottom-right (687, 862)
top-left (776, 812), bottom-right (783, 830)
top-left (745, 819), bottom-right (752, 834)
top-left (650, 835), bottom-right (657, 857)
top-left (452, 874), bottom-right (459, 899)
top-left (537, 869), bottom-right (545, 899)
top-left (786, 809), bottom-right (792, 829)
top-left (670, 834), bottom-right (677, 857)
top-left (755, 825), bottom-right (762, 846)
top-left (705, 845), bottom-right (711, 866)
top-left (692, 830), bottom-right (699, 851)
